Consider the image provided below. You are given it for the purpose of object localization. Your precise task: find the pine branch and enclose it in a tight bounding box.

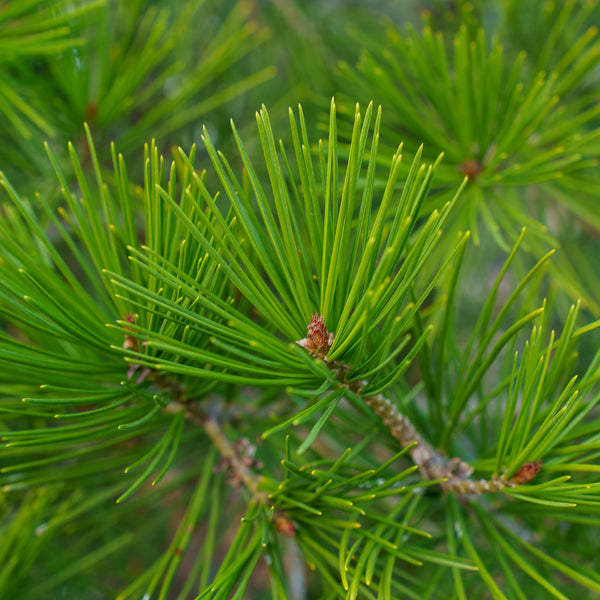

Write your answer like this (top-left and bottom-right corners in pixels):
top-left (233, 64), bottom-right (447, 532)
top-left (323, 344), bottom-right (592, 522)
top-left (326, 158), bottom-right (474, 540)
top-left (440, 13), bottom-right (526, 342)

top-left (295, 313), bottom-right (542, 496)
top-left (166, 399), bottom-right (268, 505)
top-left (1, 86), bottom-right (599, 599)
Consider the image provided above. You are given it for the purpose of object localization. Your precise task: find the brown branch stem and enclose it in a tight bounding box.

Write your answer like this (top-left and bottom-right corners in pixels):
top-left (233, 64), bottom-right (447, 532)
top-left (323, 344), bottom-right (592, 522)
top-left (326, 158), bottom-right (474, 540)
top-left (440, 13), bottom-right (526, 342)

top-left (164, 398), bottom-right (268, 504)
top-left (297, 314), bottom-right (517, 495)
top-left (202, 418), bottom-right (268, 503)
top-left (359, 389), bottom-right (507, 494)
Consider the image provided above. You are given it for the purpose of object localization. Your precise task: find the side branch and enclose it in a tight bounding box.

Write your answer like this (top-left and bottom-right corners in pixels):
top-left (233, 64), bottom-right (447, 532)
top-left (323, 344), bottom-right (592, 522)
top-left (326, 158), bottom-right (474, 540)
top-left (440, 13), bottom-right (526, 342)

top-left (203, 418), bottom-right (268, 503)
top-left (360, 391), bottom-right (506, 494)
top-left (165, 399), bottom-right (268, 504)
top-left (298, 314), bottom-right (525, 495)
top-left (124, 316), bottom-right (268, 504)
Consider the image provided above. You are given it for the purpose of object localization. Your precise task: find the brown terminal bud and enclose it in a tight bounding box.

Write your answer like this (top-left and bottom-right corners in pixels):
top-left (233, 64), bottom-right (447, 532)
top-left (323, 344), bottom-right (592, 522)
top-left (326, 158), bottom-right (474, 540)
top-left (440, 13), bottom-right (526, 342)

top-left (461, 158), bottom-right (482, 181)
top-left (274, 514), bottom-right (296, 537)
top-left (512, 460), bottom-right (542, 484)
top-left (296, 313), bottom-right (334, 358)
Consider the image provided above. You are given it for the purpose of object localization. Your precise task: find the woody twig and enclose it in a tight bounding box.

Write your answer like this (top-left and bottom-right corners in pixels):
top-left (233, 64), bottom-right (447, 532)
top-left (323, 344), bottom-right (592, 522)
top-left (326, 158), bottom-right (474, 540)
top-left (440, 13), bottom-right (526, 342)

top-left (297, 314), bottom-right (541, 495)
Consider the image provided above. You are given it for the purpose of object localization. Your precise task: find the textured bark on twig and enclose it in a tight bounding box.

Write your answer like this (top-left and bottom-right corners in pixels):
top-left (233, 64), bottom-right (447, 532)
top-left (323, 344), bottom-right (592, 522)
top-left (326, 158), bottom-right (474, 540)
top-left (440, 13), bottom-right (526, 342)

top-left (165, 400), bottom-right (269, 504)
top-left (297, 316), bottom-right (522, 495)
top-left (360, 391), bottom-right (507, 494)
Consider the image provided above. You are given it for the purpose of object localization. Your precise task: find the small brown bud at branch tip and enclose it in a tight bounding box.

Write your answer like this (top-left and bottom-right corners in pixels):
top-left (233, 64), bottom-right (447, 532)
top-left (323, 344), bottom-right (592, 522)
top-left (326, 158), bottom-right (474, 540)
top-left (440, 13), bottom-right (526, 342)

top-left (512, 460), bottom-right (542, 484)
top-left (296, 313), bottom-right (334, 358)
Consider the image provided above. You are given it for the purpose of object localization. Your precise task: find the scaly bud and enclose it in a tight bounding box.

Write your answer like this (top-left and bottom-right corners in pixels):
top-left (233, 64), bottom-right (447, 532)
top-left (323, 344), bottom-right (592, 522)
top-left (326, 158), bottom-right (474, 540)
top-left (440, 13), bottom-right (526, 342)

top-left (296, 313), bottom-right (334, 358)
top-left (512, 460), bottom-right (542, 484)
